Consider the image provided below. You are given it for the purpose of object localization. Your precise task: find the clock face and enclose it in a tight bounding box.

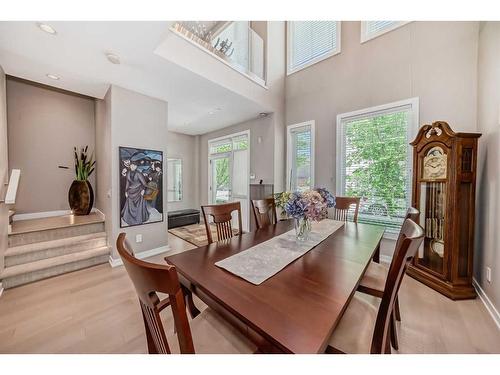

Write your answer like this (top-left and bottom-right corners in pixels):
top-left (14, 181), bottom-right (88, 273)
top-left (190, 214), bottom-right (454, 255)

top-left (423, 147), bottom-right (447, 180)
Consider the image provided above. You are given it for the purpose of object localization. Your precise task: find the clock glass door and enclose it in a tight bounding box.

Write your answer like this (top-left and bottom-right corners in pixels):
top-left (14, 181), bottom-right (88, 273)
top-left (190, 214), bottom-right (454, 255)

top-left (416, 145), bottom-right (448, 277)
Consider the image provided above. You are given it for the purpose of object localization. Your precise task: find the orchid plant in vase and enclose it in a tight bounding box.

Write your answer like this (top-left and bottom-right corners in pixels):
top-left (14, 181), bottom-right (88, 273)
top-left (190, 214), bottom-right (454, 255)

top-left (278, 188), bottom-right (336, 241)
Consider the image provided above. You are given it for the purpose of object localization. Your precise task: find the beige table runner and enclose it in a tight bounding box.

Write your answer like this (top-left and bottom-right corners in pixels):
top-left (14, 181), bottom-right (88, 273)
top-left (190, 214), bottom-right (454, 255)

top-left (215, 219), bottom-right (345, 285)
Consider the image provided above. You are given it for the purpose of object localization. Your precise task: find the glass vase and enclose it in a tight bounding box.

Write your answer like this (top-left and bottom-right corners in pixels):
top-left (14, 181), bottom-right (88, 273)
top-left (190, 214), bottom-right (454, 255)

top-left (294, 217), bottom-right (312, 241)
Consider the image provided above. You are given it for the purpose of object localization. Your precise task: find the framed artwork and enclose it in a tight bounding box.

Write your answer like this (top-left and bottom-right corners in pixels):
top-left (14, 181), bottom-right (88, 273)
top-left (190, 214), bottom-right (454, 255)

top-left (119, 146), bottom-right (163, 228)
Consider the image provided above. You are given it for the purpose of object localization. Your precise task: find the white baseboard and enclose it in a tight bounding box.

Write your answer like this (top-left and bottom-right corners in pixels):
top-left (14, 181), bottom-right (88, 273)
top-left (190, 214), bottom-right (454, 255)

top-left (473, 278), bottom-right (500, 330)
top-left (379, 254), bottom-right (392, 264)
top-left (13, 208), bottom-right (102, 221)
top-left (109, 245), bottom-right (171, 268)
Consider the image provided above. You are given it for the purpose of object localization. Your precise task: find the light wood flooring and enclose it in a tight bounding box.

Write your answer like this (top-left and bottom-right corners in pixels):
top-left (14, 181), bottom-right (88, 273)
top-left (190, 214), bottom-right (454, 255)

top-left (0, 233), bottom-right (499, 354)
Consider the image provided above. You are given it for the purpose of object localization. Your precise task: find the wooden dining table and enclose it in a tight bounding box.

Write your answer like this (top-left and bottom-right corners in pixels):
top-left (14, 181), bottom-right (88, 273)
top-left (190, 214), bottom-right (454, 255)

top-left (166, 219), bottom-right (385, 354)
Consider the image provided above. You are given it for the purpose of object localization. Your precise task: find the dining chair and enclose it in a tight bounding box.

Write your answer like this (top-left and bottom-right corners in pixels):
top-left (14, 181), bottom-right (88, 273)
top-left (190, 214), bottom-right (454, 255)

top-left (333, 196), bottom-right (360, 223)
top-left (201, 202), bottom-right (243, 244)
top-left (116, 233), bottom-right (256, 354)
top-left (251, 198), bottom-right (277, 229)
top-left (326, 218), bottom-right (424, 354)
top-left (356, 207), bottom-right (420, 349)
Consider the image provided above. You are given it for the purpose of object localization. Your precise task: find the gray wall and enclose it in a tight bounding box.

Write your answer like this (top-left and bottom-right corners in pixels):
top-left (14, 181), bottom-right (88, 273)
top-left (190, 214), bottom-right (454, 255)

top-left (285, 21), bottom-right (480, 256)
top-left (6, 78), bottom-right (96, 214)
top-left (198, 115), bottom-right (275, 206)
top-left (0, 65), bottom-right (8, 273)
top-left (167, 131), bottom-right (198, 211)
top-left (475, 22), bottom-right (500, 312)
top-left (109, 85), bottom-right (169, 258)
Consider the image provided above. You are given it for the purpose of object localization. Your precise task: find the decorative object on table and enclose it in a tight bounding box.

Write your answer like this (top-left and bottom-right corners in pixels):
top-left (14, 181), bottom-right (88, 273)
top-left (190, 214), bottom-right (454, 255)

top-left (119, 146), bottom-right (163, 228)
top-left (279, 188), bottom-right (336, 241)
top-left (407, 121), bottom-right (481, 300)
top-left (68, 146), bottom-right (95, 215)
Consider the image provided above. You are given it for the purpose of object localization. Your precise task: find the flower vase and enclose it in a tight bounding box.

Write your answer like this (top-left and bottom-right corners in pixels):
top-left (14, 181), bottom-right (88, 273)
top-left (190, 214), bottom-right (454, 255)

top-left (294, 217), bottom-right (311, 241)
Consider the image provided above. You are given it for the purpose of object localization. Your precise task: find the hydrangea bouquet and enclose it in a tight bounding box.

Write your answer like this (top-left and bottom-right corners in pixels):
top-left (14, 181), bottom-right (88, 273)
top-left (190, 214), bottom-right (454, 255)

top-left (275, 188), bottom-right (335, 241)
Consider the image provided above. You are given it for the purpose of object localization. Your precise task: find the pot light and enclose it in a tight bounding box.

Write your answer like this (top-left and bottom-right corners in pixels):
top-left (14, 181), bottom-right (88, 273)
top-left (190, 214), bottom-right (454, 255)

top-left (46, 74), bottom-right (60, 80)
top-left (106, 52), bottom-right (121, 65)
top-left (37, 22), bottom-right (57, 35)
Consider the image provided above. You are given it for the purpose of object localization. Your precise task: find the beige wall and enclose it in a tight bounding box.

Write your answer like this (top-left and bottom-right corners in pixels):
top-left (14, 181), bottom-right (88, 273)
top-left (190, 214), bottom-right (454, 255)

top-left (6, 79), bottom-right (96, 214)
top-left (0, 65), bottom-right (8, 273)
top-left (286, 21), bottom-right (480, 257)
top-left (109, 85), bottom-right (169, 258)
top-left (95, 88), bottom-right (112, 248)
top-left (167, 131), bottom-right (198, 211)
top-left (198, 115), bottom-right (276, 206)
top-left (475, 22), bottom-right (500, 311)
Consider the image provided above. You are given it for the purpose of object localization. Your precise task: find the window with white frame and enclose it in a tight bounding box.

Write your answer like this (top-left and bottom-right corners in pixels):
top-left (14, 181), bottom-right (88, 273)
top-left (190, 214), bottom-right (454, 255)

top-left (287, 121), bottom-right (315, 192)
top-left (287, 21), bottom-right (341, 75)
top-left (361, 21), bottom-right (410, 43)
top-left (336, 98), bottom-right (418, 235)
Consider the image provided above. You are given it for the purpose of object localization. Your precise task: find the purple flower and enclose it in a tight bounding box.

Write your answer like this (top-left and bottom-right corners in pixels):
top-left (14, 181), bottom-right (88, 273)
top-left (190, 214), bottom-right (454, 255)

top-left (315, 187), bottom-right (336, 208)
top-left (284, 193), bottom-right (307, 219)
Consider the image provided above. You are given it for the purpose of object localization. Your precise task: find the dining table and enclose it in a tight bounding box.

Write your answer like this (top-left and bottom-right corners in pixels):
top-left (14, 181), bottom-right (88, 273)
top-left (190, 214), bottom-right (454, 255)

top-left (165, 219), bottom-right (385, 354)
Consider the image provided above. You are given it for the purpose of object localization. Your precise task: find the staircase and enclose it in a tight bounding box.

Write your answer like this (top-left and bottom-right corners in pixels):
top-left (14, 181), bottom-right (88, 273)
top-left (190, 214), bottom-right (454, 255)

top-left (1, 212), bottom-right (110, 289)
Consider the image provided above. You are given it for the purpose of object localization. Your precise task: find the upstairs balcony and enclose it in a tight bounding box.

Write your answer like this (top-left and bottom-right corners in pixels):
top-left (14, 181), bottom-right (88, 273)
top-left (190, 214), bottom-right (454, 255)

top-left (170, 21), bottom-right (267, 87)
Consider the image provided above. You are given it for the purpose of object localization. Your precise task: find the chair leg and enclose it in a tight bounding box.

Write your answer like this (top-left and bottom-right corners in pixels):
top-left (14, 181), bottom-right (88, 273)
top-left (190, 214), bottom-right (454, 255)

top-left (182, 285), bottom-right (201, 319)
top-left (390, 310), bottom-right (399, 351)
top-left (395, 296), bottom-right (401, 322)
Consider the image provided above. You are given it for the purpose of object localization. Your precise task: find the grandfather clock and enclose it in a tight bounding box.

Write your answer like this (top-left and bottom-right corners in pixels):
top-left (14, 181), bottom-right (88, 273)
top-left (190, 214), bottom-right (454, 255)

top-left (407, 121), bottom-right (481, 300)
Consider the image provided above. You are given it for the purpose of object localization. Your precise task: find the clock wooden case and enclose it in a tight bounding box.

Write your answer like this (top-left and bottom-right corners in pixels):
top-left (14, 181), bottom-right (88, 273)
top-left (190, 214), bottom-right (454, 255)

top-left (407, 121), bottom-right (481, 300)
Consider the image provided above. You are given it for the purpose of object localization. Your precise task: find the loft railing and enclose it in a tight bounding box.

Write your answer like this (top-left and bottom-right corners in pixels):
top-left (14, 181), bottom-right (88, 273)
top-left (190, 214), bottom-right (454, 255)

top-left (171, 21), bottom-right (266, 87)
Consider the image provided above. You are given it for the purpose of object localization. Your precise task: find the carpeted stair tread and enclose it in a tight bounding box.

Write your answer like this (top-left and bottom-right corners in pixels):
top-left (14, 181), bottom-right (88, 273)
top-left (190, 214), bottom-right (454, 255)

top-left (0, 246), bottom-right (110, 279)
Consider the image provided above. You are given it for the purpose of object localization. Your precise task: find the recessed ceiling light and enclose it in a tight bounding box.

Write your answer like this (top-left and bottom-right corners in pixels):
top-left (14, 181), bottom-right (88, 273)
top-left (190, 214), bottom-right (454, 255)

top-left (46, 74), bottom-right (60, 80)
top-left (105, 52), bottom-right (121, 65)
top-left (208, 111), bottom-right (214, 115)
top-left (37, 22), bottom-right (57, 35)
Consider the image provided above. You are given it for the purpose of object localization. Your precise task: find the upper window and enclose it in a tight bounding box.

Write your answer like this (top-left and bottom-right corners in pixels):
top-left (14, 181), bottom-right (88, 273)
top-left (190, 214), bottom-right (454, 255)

top-left (287, 21), bottom-right (341, 75)
top-left (287, 121), bottom-right (315, 192)
top-left (336, 98), bottom-right (419, 235)
top-left (361, 21), bottom-right (410, 43)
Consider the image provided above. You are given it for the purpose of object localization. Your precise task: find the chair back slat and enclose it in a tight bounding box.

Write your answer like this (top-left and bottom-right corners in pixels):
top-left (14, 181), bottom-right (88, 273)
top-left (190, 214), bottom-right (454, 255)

top-left (370, 219), bottom-right (424, 353)
top-left (333, 196), bottom-right (360, 223)
top-left (251, 198), bottom-right (277, 229)
top-left (116, 233), bottom-right (195, 354)
top-left (201, 202), bottom-right (243, 244)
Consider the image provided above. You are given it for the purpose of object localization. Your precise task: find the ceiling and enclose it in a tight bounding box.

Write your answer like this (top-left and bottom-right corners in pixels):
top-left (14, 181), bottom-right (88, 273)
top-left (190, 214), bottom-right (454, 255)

top-left (0, 21), bottom-right (267, 135)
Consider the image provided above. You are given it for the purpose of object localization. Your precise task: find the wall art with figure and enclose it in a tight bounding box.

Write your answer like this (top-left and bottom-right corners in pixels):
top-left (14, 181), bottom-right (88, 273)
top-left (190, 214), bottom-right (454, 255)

top-left (119, 146), bottom-right (163, 228)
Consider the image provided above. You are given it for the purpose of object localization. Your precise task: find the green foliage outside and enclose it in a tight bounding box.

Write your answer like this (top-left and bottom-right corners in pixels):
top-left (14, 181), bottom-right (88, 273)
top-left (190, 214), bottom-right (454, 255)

top-left (345, 112), bottom-right (408, 217)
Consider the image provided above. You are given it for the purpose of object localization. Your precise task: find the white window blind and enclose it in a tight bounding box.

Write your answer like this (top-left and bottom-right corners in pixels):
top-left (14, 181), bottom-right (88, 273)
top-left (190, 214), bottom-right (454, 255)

top-left (287, 122), bottom-right (315, 192)
top-left (287, 21), bottom-right (340, 75)
top-left (361, 21), bottom-right (409, 43)
top-left (337, 99), bottom-right (418, 234)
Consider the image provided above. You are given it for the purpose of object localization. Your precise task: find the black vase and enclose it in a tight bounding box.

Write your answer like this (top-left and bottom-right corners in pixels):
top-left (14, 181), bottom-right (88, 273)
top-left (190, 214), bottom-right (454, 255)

top-left (68, 180), bottom-right (94, 215)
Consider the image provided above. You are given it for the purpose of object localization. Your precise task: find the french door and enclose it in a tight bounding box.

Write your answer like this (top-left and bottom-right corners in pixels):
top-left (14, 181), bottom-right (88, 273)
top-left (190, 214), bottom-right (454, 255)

top-left (208, 131), bottom-right (250, 231)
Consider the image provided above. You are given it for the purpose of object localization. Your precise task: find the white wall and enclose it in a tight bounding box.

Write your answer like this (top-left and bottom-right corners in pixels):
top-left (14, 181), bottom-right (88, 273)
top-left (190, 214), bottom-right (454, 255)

top-left (0, 65), bottom-right (8, 274)
top-left (475, 21), bottom-right (500, 313)
top-left (6, 78), bottom-right (96, 214)
top-left (166, 130), bottom-right (198, 211)
top-left (285, 21), bottom-right (480, 257)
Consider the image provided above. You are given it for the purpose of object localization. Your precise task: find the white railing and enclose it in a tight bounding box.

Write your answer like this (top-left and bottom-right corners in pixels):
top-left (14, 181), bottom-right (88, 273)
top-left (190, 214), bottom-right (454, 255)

top-left (1, 169), bottom-right (21, 205)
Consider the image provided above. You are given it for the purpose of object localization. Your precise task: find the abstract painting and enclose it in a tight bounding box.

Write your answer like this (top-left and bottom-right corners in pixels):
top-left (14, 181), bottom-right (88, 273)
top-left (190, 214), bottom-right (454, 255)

top-left (119, 146), bottom-right (163, 228)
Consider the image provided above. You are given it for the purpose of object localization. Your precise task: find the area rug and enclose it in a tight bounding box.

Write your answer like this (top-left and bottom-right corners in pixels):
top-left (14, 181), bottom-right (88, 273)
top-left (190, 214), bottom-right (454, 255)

top-left (168, 223), bottom-right (239, 247)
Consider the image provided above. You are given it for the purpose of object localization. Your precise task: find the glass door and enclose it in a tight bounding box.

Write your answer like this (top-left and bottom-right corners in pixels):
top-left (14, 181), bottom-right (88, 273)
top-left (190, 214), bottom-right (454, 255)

top-left (208, 132), bottom-right (250, 231)
top-left (210, 154), bottom-right (232, 204)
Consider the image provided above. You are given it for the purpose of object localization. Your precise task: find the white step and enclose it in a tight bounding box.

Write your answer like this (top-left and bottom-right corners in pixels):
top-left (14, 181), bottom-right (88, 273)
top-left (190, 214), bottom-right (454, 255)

top-left (5, 232), bottom-right (107, 267)
top-left (0, 246), bottom-right (110, 289)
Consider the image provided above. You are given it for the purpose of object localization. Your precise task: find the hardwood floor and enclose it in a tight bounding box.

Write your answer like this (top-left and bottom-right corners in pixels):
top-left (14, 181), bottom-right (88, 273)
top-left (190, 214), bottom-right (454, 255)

top-left (0, 233), bottom-right (499, 354)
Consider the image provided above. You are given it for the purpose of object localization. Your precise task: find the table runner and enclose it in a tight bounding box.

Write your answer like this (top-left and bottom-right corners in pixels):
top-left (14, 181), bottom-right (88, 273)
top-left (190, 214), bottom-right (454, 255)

top-left (215, 219), bottom-right (345, 285)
